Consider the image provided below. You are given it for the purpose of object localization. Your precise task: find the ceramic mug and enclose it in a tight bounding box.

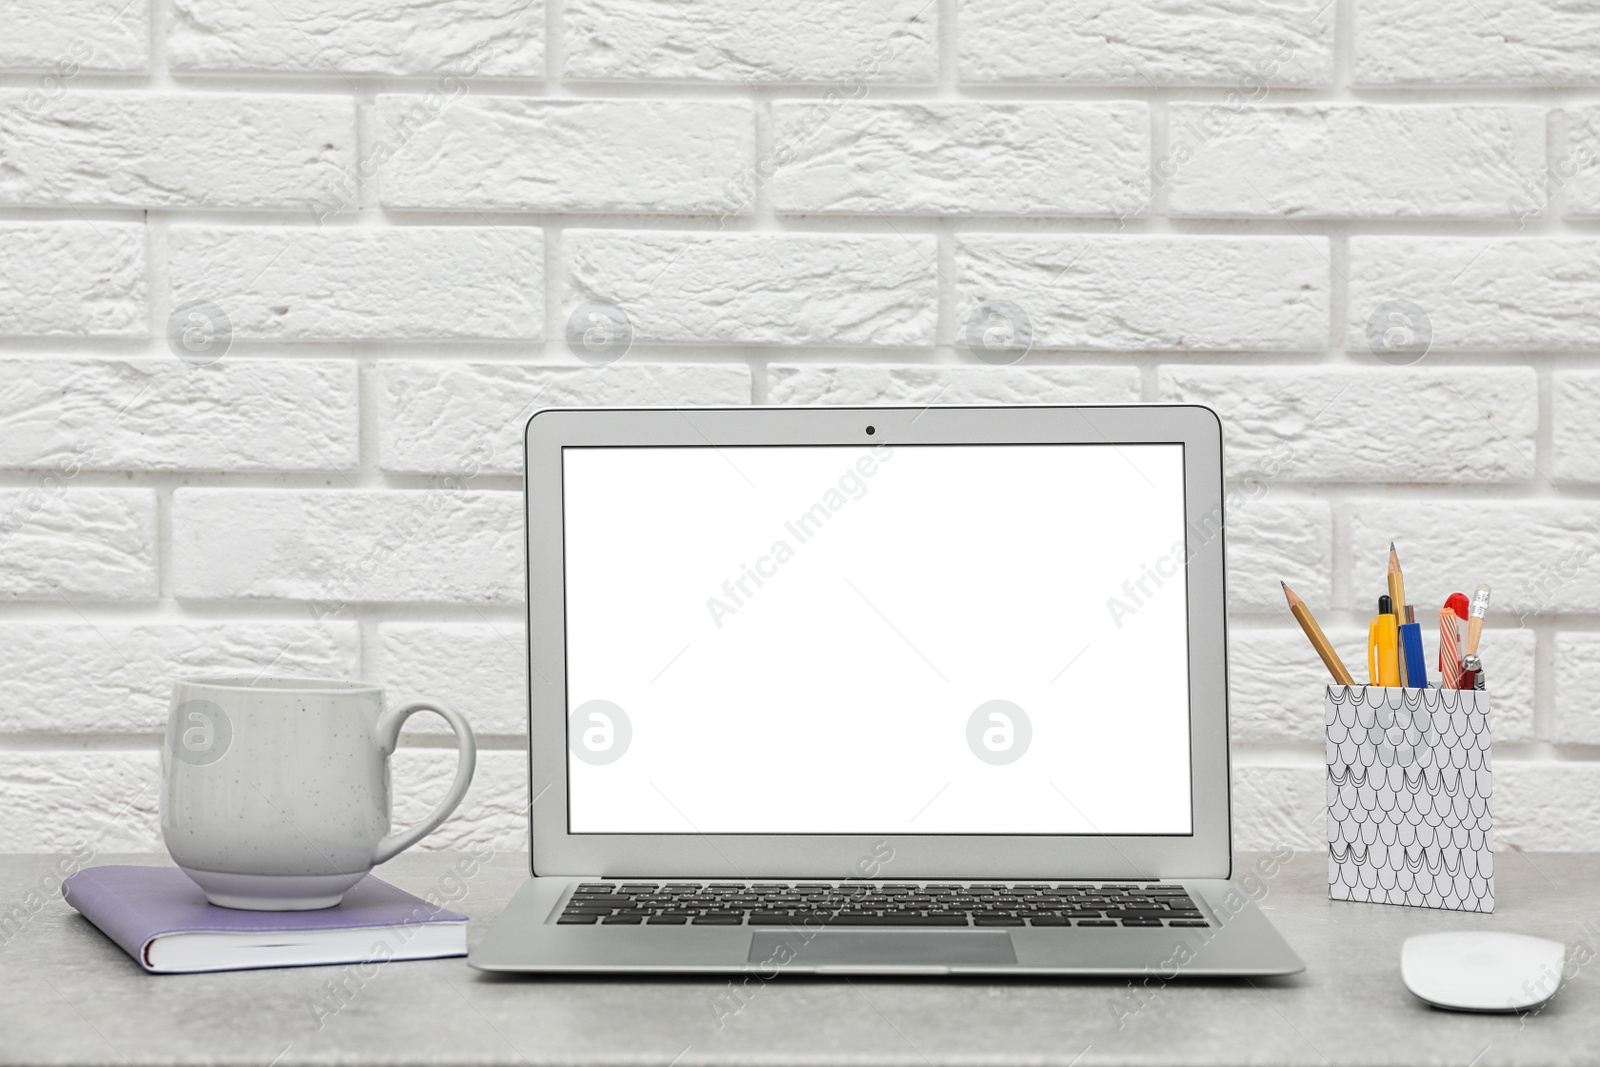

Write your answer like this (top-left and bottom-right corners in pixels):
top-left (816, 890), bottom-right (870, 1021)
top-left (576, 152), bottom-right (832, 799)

top-left (160, 676), bottom-right (477, 910)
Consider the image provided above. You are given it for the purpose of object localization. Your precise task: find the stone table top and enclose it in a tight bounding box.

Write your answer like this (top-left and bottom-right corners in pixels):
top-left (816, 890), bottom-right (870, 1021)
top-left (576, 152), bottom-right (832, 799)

top-left (2, 849), bottom-right (1595, 1066)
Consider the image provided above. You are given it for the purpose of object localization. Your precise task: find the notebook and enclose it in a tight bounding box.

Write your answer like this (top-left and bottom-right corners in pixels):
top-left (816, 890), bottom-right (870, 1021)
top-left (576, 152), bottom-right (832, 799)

top-left (63, 865), bottom-right (468, 974)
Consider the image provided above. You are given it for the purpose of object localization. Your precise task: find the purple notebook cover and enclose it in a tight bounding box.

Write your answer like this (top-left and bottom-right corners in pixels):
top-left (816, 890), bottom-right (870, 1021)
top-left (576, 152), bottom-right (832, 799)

top-left (62, 864), bottom-right (467, 973)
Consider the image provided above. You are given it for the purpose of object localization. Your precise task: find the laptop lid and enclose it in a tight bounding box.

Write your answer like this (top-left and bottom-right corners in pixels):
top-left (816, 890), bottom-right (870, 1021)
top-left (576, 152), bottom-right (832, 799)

top-left (523, 405), bottom-right (1231, 880)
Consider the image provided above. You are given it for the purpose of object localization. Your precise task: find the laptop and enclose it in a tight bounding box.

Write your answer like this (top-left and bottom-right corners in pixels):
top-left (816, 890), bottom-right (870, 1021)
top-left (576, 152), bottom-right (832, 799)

top-left (469, 404), bottom-right (1304, 976)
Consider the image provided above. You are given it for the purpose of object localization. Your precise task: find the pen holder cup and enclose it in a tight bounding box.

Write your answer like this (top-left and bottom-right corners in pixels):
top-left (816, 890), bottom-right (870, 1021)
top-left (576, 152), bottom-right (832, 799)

top-left (1325, 685), bottom-right (1494, 913)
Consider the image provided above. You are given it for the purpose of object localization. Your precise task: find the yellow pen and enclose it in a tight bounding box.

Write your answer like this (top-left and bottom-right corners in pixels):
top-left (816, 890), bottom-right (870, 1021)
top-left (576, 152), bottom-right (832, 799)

top-left (1366, 594), bottom-right (1401, 687)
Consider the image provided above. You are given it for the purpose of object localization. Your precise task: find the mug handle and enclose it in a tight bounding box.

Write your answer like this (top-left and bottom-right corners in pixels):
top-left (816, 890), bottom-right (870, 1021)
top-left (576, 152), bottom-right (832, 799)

top-left (371, 701), bottom-right (478, 866)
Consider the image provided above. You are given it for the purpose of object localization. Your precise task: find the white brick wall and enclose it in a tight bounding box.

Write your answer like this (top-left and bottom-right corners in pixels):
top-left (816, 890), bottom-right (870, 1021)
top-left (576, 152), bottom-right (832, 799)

top-left (769, 102), bottom-right (1151, 216)
top-left (563, 0), bottom-right (935, 82)
top-left (1165, 105), bottom-right (1545, 218)
top-left (377, 98), bottom-right (756, 214)
top-left (0, 0), bottom-right (147, 72)
top-left (1, 0), bottom-right (1593, 856)
top-left (0, 91), bottom-right (357, 208)
top-left (0, 223), bottom-right (145, 336)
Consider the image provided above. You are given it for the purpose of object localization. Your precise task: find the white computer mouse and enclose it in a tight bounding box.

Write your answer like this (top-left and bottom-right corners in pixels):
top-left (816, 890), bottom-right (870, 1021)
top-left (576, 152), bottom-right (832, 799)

top-left (1401, 932), bottom-right (1566, 1012)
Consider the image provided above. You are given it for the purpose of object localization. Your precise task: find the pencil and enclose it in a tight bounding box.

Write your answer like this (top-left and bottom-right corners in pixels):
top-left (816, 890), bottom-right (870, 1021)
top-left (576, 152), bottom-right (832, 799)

top-left (1387, 544), bottom-right (1407, 636)
top-left (1466, 582), bottom-right (1491, 657)
top-left (1387, 543), bottom-right (1409, 686)
top-left (1282, 581), bottom-right (1356, 686)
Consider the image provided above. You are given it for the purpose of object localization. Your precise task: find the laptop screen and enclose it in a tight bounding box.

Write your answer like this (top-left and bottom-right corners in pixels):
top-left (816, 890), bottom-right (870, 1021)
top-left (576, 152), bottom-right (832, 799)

top-left (560, 442), bottom-right (1194, 837)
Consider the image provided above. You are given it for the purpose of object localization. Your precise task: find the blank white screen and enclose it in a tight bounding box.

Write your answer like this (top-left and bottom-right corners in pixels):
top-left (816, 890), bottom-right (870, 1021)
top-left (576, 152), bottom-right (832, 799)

top-left (563, 443), bottom-right (1193, 835)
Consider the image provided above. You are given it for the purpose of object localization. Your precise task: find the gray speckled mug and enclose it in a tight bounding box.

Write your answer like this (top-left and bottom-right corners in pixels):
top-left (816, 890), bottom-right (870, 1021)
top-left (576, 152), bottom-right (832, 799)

top-left (160, 676), bottom-right (477, 911)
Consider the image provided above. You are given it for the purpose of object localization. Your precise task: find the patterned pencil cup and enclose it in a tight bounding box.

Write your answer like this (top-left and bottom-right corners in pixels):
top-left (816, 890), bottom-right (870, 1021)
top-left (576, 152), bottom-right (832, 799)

top-left (1325, 685), bottom-right (1495, 913)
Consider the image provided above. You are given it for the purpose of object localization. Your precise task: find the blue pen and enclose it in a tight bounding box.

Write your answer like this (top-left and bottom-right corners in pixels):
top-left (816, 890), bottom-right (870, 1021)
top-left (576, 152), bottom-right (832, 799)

top-left (1400, 604), bottom-right (1429, 688)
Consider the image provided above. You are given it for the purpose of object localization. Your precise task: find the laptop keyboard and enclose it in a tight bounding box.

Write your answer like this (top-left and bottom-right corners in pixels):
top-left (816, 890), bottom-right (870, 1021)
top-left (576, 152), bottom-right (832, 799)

top-left (557, 882), bottom-right (1210, 928)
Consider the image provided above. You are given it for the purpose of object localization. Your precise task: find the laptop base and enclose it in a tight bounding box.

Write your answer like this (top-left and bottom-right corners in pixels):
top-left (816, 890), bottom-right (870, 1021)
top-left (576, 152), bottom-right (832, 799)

top-left (469, 877), bottom-right (1306, 977)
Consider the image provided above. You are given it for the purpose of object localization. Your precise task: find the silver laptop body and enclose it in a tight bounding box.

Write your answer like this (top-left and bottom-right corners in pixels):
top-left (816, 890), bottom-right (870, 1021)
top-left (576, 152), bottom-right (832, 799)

top-left (470, 404), bottom-right (1304, 976)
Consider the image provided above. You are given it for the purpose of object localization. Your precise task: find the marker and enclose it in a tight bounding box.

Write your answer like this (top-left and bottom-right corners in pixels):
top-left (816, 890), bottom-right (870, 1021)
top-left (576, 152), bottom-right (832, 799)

top-left (1439, 592), bottom-right (1468, 687)
top-left (1460, 653), bottom-right (1483, 692)
top-left (1400, 604), bottom-right (1428, 689)
top-left (1388, 544), bottom-right (1409, 686)
top-left (1368, 594), bottom-right (1401, 687)
top-left (1282, 581), bottom-right (1356, 686)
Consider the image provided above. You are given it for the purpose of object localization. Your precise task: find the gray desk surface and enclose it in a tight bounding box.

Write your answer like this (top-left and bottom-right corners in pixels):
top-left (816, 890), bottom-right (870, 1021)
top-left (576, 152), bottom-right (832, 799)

top-left (1, 850), bottom-right (1595, 1067)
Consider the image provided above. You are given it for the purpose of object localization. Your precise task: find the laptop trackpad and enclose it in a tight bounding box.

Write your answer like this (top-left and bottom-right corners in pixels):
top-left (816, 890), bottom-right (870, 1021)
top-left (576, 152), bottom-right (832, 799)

top-left (748, 930), bottom-right (1016, 968)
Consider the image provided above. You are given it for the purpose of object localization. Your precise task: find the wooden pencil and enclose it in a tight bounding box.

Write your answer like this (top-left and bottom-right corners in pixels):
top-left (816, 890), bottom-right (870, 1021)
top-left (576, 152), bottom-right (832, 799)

top-left (1282, 581), bottom-right (1356, 686)
top-left (1465, 583), bottom-right (1490, 657)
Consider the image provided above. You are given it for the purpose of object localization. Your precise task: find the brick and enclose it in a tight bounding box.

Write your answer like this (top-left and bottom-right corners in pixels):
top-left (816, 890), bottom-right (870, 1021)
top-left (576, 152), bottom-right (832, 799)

top-left (565, 232), bottom-right (936, 346)
top-left (1232, 759), bottom-right (1323, 852)
top-left (959, 0), bottom-right (1331, 86)
top-left (1496, 761), bottom-right (1600, 851)
top-left (168, 0), bottom-right (541, 76)
top-left (1348, 238), bottom-right (1600, 351)
top-left (0, 488), bottom-right (155, 601)
top-left (375, 624), bottom-right (527, 737)
top-left (169, 227), bottom-right (542, 341)
top-left (1559, 107), bottom-right (1600, 216)
top-left (1553, 372), bottom-right (1600, 482)
top-left (767, 364), bottom-right (1140, 405)
top-left (1552, 634), bottom-right (1600, 743)
top-left (1167, 105), bottom-right (1544, 219)
top-left (1230, 628), bottom-right (1534, 744)
top-left (0, 0), bottom-right (147, 71)
top-left (564, 0), bottom-right (935, 82)
top-left (1226, 501), bottom-right (1331, 614)
top-left (1356, 0), bottom-right (1600, 85)
top-left (0, 622), bottom-right (358, 734)
top-left (956, 236), bottom-right (1329, 351)
top-left (0, 752), bottom-right (160, 852)
top-left (379, 362), bottom-right (750, 475)
top-left (1158, 367), bottom-right (1538, 483)
top-left (1350, 502), bottom-right (1600, 617)
top-left (0, 91), bottom-right (355, 209)
top-left (770, 102), bottom-right (1149, 216)
top-left (0, 358), bottom-right (358, 472)
top-left (172, 489), bottom-right (522, 604)
top-left (0, 223), bottom-right (144, 337)
top-left (377, 97), bottom-right (754, 214)
top-left (1229, 630), bottom-right (1335, 744)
